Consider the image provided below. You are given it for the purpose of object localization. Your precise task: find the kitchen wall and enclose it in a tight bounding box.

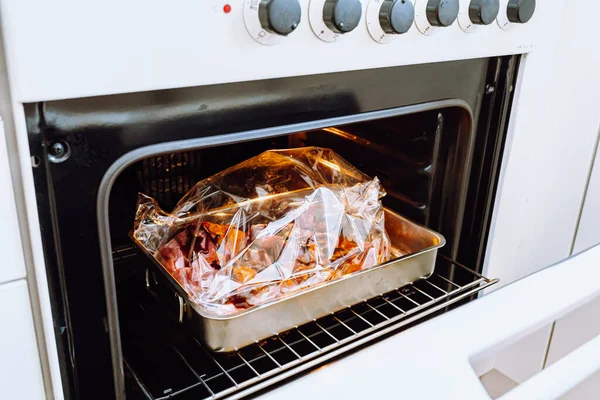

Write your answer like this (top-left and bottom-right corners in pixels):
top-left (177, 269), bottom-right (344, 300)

top-left (573, 140), bottom-right (600, 254)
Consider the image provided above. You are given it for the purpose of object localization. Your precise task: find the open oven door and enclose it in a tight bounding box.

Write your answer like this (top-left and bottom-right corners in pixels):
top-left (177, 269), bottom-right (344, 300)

top-left (256, 243), bottom-right (600, 400)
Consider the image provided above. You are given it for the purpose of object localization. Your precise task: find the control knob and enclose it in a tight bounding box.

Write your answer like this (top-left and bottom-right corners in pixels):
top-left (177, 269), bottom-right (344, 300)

top-left (258, 0), bottom-right (302, 35)
top-left (426, 0), bottom-right (459, 27)
top-left (323, 0), bottom-right (363, 33)
top-left (379, 0), bottom-right (415, 34)
top-left (468, 0), bottom-right (499, 25)
top-left (507, 0), bottom-right (535, 23)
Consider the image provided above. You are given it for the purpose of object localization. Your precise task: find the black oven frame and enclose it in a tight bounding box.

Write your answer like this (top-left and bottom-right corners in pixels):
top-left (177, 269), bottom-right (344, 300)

top-left (26, 55), bottom-right (519, 399)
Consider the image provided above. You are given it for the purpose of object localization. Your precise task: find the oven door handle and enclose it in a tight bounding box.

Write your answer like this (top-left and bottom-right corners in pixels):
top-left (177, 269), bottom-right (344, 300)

top-left (499, 334), bottom-right (600, 399)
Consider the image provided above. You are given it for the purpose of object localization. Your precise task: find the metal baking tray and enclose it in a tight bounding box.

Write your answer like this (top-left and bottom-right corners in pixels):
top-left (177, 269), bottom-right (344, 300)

top-left (131, 208), bottom-right (445, 352)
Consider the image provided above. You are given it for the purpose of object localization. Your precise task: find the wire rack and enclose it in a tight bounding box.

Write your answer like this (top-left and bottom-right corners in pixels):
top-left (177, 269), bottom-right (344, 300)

top-left (114, 248), bottom-right (497, 400)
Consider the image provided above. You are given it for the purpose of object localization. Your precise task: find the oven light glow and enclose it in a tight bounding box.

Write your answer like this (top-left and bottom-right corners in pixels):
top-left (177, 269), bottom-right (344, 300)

top-left (323, 127), bottom-right (370, 145)
top-left (318, 159), bottom-right (341, 172)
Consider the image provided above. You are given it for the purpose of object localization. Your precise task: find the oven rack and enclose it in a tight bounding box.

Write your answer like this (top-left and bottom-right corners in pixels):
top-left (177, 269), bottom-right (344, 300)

top-left (115, 250), bottom-right (497, 400)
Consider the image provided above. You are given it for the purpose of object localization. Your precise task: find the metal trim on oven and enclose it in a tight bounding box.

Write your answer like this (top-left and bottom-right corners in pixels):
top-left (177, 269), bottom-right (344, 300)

top-left (97, 99), bottom-right (473, 399)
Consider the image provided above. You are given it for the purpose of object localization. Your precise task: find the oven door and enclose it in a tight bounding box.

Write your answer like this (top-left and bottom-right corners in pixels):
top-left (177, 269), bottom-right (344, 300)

top-left (256, 243), bottom-right (600, 400)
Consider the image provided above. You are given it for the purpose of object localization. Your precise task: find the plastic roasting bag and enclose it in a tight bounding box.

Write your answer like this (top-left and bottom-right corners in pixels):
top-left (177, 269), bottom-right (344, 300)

top-left (133, 147), bottom-right (394, 315)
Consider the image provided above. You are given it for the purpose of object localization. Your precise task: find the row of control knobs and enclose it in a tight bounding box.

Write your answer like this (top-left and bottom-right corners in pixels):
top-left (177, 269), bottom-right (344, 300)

top-left (247, 0), bottom-right (535, 44)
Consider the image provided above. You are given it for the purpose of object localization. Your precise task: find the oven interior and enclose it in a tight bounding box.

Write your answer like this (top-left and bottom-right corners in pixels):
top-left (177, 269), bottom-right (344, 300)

top-left (111, 108), bottom-right (496, 399)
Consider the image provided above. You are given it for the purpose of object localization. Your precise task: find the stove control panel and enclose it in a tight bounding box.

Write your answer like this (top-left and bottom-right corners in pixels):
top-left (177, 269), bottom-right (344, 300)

top-left (2, 0), bottom-right (540, 101)
top-left (245, 0), bottom-right (535, 43)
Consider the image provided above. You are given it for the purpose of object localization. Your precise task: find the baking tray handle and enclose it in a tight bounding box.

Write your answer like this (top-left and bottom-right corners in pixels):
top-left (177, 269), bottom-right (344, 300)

top-left (145, 268), bottom-right (186, 324)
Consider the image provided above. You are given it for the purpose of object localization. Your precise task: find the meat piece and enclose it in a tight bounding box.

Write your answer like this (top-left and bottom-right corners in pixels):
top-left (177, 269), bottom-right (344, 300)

top-left (156, 222), bottom-right (248, 297)
top-left (157, 238), bottom-right (186, 273)
top-left (202, 221), bottom-right (247, 263)
top-left (245, 284), bottom-right (279, 306)
top-left (173, 267), bottom-right (193, 286)
top-left (242, 247), bottom-right (274, 268)
top-left (167, 221), bottom-right (246, 270)
top-left (249, 224), bottom-right (267, 242)
top-left (253, 234), bottom-right (285, 254)
top-left (280, 277), bottom-right (304, 294)
top-left (338, 254), bottom-right (364, 275)
top-left (232, 265), bottom-right (257, 284)
top-left (280, 271), bottom-right (317, 294)
top-left (222, 228), bottom-right (246, 262)
top-left (226, 294), bottom-right (251, 309)
top-left (169, 223), bottom-right (220, 267)
top-left (225, 283), bottom-right (279, 308)
top-left (201, 221), bottom-right (229, 244)
top-left (296, 240), bottom-right (316, 265)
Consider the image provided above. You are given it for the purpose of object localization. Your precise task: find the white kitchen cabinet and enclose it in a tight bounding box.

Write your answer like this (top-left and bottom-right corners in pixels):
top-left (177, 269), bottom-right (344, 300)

top-left (491, 324), bottom-right (552, 384)
top-left (0, 117), bottom-right (26, 284)
top-left (498, 334), bottom-right (600, 400)
top-left (573, 141), bottom-right (600, 254)
top-left (544, 295), bottom-right (600, 399)
top-left (476, 276), bottom-right (600, 399)
top-left (562, 370), bottom-right (600, 400)
top-left (546, 295), bottom-right (600, 367)
top-left (0, 279), bottom-right (45, 399)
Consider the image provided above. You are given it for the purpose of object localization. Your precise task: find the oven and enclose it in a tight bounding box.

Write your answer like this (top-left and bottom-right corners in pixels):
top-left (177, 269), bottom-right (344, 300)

top-left (27, 54), bottom-right (515, 398)
top-left (5, 1), bottom-right (600, 399)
